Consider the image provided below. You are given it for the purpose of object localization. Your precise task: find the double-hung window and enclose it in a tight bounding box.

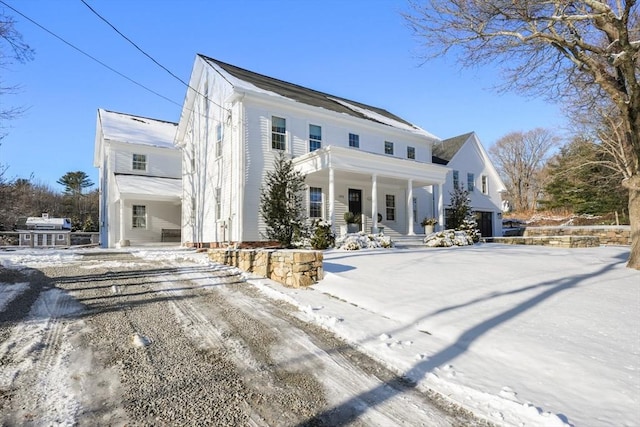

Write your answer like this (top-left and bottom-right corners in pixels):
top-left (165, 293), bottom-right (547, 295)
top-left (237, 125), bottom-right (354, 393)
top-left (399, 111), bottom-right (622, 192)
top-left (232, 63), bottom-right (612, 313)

top-left (309, 187), bottom-right (322, 218)
top-left (385, 195), bottom-right (396, 221)
top-left (132, 205), bottom-right (146, 229)
top-left (132, 154), bottom-right (147, 171)
top-left (407, 146), bottom-right (415, 160)
top-left (272, 116), bottom-right (286, 151)
top-left (349, 133), bottom-right (359, 148)
top-left (216, 123), bottom-right (223, 157)
top-left (453, 170), bottom-right (459, 189)
top-left (309, 125), bottom-right (322, 152)
top-left (467, 173), bottom-right (475, 192)
top-left (481, 175), bottom-right (488, 194)
top-left (384, 141), bottom-right (394, 155)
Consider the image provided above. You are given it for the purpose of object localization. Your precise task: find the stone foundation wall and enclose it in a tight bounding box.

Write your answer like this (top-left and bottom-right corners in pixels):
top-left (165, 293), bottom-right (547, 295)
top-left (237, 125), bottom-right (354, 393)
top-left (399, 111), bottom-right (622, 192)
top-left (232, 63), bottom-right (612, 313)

top-left (207, 248), bottom-right (323, 288)
top-left (523, 226), bottom-right (631, 245)
top-left (491, 235), bottom-right (600, 248)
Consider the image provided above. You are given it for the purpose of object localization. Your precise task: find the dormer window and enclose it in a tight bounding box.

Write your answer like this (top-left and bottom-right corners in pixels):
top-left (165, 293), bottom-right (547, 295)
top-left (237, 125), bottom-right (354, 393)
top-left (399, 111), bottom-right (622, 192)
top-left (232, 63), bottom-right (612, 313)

top-left (132, 154), bottom-right (147, 171)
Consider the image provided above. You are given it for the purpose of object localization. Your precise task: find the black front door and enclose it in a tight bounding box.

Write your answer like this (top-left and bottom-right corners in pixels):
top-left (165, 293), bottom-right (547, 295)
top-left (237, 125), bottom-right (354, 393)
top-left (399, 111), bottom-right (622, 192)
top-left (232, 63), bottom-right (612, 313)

top-left (476, 211), bottom-right (493, 237)
top-left (348, 189), bottom-right (362, 230)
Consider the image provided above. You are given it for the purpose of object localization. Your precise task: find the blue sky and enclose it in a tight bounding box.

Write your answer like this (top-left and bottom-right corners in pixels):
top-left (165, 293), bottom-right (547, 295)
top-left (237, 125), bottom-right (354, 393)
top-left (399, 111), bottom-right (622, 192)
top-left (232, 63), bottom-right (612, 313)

top-left (1, 0), bottom-right (565, 191)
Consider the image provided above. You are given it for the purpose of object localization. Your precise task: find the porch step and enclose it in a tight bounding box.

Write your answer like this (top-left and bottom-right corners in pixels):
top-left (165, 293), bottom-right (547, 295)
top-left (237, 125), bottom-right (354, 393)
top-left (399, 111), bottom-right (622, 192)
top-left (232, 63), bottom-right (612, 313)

top-left (391, 235), bottom-right (426, 248)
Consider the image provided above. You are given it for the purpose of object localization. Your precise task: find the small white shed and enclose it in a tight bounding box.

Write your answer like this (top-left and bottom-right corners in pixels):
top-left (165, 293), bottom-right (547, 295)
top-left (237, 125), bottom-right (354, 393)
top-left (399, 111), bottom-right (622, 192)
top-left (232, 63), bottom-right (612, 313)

top-left (19, 214), bottom-right (72, 247)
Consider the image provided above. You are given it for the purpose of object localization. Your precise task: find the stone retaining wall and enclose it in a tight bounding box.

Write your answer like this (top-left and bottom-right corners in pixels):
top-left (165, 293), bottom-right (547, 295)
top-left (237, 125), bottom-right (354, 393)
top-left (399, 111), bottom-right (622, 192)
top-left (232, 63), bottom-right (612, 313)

top-left (523, 226), bottom-right (631, 245)
top-left (490, 235), bottom-right (600, 248)
top-left (208, 248), bottom-right (323, 288)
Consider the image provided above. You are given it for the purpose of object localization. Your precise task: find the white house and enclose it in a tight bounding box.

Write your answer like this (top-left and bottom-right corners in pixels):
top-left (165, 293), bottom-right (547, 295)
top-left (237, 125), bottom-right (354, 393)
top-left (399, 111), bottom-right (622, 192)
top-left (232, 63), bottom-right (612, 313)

top-left (175, 55), bottom-right (450, 247)
top-left (94, 109), bottom-right (182, 248)
top-left (432, 132), bottom-right (507, 237)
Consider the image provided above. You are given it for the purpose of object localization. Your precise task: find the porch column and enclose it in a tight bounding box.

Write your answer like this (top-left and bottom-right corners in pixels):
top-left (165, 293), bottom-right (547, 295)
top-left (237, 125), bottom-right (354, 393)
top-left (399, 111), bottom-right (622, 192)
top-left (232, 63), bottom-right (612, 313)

top-left (328, 167), bottom-right (335, 231)
top-left (119, 199), bottom-right (126, 245)
top-left (371, 174), bottom-right (378, 230)
top-left (437, 183), bottom-right (444, 231)
top-left (407, 179), bottom-right (415, 235)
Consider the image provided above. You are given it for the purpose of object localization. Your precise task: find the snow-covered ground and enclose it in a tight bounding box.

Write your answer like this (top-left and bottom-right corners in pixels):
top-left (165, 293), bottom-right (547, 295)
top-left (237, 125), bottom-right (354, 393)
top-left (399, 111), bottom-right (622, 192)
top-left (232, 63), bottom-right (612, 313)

top-left (1, 244), bottom-right (638, 426)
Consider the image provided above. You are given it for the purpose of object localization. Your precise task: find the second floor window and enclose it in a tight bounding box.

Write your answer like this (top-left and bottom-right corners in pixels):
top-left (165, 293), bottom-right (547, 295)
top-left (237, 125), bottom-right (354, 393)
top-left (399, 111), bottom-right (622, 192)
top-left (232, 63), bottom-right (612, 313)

top-left (453, 170), bottom-right (459, 189)
top-left (309, 124), bottom-right (322, 152)
top-left (132, 154), bottom-right (146, 171)
top-left (385, 141), bottom-right (394, 155)
top-left (349, 133), bottom-right (360, 148)
top-left (407, 146), bottom-right (415, 160)
top-left (309, 187), bottom-right (322, 218)
top-left (216, 123), bottom-right (223, 157)
top-left (468, 173), bottom-right (475, 192)
top-left (272, 116), bottom-right (286, 151)
top-left (481, 175), bottom-right (488, 194)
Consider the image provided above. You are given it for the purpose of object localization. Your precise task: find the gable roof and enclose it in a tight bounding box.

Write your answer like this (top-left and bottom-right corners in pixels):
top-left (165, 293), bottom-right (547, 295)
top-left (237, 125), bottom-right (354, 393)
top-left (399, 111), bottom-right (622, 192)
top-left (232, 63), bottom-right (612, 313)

top-left (98, 109), bottom-right (178, 149)
top-left (199, 55), bottom-right (437, 138)
top-left (431, 132), bottom-right (474, 165)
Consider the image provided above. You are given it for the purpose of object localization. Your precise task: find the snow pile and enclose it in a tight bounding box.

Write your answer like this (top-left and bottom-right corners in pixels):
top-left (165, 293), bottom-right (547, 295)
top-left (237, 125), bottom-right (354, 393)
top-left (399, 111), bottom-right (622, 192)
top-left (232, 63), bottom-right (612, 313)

top-left (335, 232), bottom-right (393, 250)
top-left (424, 229), bottom-right (474, 247)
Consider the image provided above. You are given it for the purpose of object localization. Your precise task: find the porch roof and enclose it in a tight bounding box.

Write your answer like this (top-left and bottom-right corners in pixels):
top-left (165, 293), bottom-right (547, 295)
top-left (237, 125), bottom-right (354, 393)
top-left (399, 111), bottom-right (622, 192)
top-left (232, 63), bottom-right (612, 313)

top-left (293, 146), bottom-right (449, 187)
top-left (114, 174), bottom-right (182, 202)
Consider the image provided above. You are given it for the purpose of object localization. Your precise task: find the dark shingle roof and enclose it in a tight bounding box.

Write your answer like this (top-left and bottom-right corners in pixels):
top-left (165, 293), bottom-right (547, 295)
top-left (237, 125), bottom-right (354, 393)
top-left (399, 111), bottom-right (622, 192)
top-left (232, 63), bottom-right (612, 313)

top-left (200, 55), bottom-right (420, 131)
top-left (431, 132), bottom-right (474, 165)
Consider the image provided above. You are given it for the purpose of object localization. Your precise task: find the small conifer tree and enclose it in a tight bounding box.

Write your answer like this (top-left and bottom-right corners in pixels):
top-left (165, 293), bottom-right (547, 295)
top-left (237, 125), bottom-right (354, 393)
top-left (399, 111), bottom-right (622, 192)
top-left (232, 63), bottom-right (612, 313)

top-left (259, 153), bottom-right (306, 247)
top-left (448, 184), bottom-right (479, 242)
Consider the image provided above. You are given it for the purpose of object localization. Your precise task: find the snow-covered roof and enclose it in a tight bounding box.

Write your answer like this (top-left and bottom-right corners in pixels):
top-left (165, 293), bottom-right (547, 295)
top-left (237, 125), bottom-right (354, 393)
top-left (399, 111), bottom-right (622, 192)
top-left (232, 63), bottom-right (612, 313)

top-left (200, 55), bottom-right (437, 138)
top-left (99, 109), bottom-right (178, 149)
top-left (114, 175), bottom-right (181, 198)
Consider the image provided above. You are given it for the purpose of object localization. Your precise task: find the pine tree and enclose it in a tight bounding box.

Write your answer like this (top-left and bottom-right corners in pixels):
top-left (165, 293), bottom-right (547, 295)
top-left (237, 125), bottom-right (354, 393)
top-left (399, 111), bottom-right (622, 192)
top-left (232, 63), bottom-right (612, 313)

top-left (259, 153), bottom-right (306, 247)
top-left (448, 184), bottom-right (479, 242)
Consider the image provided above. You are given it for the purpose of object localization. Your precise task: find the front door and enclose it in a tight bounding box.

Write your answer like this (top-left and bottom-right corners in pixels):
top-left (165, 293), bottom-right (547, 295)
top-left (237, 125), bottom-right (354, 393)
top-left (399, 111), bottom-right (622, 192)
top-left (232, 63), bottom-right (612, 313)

top-left (348, 189), bottom-right (362, 231)
top-left (476, 211), bottom-right (493, 237)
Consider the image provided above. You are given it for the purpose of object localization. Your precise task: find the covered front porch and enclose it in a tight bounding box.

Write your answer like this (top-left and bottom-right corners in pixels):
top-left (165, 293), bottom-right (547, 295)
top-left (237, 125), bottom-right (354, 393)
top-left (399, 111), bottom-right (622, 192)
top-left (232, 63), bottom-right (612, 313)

top-left (294, 146), bottom-right (449, 237)
top-left (112, 175), bottom-right (182, 247)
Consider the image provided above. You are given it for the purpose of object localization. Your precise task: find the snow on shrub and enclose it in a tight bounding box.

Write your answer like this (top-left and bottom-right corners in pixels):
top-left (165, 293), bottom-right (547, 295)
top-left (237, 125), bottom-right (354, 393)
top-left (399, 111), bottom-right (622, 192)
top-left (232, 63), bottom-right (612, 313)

top-left (336, 232), bottom-right (393, 250)
top-left (424, 229), bottom-right (474, 247)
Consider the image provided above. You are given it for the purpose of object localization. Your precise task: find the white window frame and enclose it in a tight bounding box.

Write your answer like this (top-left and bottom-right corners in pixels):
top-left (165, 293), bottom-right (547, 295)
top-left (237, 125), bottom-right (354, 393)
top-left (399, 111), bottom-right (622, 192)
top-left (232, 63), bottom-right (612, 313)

top-left (481, 175), bottom-right (488, 194)
top-left (271, 116), bottom-right (287, 151)
top-left (309, 124), bottom-right (322, 152)
top-left (407, 146), bottom-right (415, 160)
top-left (132, 154), bottom-right (147, 171)
top-left (349, 133), bottom-right (360, 148)
top-left (215, 188), bottom-right (222, 220)
top-left (309, 187), bottom-right (323, 218)
top-left (216, 123), bottom-right (223, 157)
top-left (453, 170), bottom-right (459, 189)
top-left (132, 205), bottom-right (147, 229)
top-left (468, 173), bottom-right (475, 192)
top-left (384, 141), bottom-right (394, 155)
top-left (385, 194), bottom-right (396, 221)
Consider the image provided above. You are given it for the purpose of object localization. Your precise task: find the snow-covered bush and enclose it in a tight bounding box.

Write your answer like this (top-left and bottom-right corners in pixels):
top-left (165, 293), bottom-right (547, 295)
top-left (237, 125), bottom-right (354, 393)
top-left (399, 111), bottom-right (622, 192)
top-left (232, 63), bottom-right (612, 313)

top-left (336, 232), bottom-right (393, 250)
top-left (424, 229), bottom-right (474, 247)
top-left (309, 219), bottom-right (335, 249)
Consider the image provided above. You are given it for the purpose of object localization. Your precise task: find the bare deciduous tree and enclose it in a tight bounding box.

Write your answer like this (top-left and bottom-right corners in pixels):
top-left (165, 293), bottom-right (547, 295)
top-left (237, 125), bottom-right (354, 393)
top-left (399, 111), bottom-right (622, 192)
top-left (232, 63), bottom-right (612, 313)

top-left (490, 128), bottom-right (560, 212)
top-left (406, 0), bottom-right (640, 269)
top-left (1, 10), bottom-right (35, 182)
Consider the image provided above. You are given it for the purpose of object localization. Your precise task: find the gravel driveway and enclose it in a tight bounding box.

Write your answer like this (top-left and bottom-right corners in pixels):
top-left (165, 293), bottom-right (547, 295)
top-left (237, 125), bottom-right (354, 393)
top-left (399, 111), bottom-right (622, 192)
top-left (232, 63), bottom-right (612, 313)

top-left (0, 250), bottom-right (489, 426)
